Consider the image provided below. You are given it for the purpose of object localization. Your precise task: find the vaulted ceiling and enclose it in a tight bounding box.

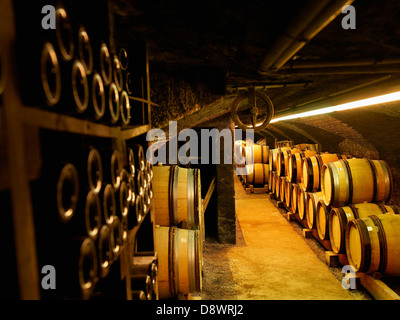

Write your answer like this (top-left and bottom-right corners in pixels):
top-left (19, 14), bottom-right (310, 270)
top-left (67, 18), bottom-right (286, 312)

top-left (112, 0), bottom-right (400, 122)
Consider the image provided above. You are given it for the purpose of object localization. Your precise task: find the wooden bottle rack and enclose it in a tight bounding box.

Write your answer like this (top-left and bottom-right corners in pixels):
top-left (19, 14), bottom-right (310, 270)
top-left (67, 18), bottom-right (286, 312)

top-left (0, 0), bottom-right (157, 299)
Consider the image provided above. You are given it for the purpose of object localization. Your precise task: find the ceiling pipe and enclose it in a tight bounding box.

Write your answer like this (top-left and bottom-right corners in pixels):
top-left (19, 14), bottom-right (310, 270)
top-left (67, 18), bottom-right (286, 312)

top-left (281, 58), bottom-right (400, 69)
top-left (258, 0), bottom-right (354, 75)
top-left (272, 64), bottom-right (400, 75)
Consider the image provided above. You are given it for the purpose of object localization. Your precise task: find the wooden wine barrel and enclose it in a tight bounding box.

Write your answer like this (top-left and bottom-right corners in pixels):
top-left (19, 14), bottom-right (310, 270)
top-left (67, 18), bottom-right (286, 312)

top-left (268, 170), bottom-right (274, 191)
top-left (245, 164), bottom-right (269, 186)
top-left (345, 214), bottom-right (400, 276)
top-left (302, 153), bottom-right (350, 193)
top-left (295, 143), bottom-right (319, 152)
top-left (280, 177), bottom-right (287, 202)
top-left (234, 140), bottom-right (246, 168)
top-left (276, 148), bottom-right (300, 177)
top-left (290, 184), bottom-right (300, 214)
top-left (275, 173), bottom-right (281, 198)
top-left (152, 165), bottom-right (201, 228)
top-left (245, 145), bottom-right (269, 164)
top-left (306, 191), bottom-right (323, 229)
top-left (297, 187), bottom-right (307, 220)
top-left (270, 171), bottom-right (276, 194)
top-left (269, 147), bottom-right (291, 173)
top-left (288, 150), bottom-right (318, 183)
top-left (285, 181), bottom-right (293, 208)
top-left (329, 203), bottom-right (399, 254)
top-left (155, 226), bottom-right (202, 298)
top-left (321, 158), bottom-right (393, 208)
top-left (315, 200), bottom-right (331, 241)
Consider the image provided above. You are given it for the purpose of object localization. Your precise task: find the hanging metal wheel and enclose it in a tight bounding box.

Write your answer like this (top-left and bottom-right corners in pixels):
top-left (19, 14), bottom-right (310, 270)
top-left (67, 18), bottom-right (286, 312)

top-left (231, 88), bottom-right (274, 132)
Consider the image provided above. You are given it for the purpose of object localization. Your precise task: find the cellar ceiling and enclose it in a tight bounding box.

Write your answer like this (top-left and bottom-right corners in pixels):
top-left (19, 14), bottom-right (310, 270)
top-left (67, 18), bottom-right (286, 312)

top-left (112, 0), bottom-right (400, 124)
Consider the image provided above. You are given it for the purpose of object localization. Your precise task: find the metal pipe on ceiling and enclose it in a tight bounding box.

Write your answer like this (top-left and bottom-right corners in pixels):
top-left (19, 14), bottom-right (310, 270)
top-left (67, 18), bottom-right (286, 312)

top-left (258, 0), bottom-right (354, 74)
top-left (281, 58), bottom-right (400, 69)
top-left (272, 64), bottom-right (400, 75)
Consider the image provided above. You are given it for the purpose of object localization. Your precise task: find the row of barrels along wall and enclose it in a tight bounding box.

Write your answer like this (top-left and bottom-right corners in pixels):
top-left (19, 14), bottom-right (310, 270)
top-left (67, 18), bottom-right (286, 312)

top-left (234, 140), bottom-right (318, 189)
top-left (152, 165), bottom-right (203, 299)
top-left (33, 133), bottom-right (156, 299)
top-left (269, 146), bottom-right (400, 277)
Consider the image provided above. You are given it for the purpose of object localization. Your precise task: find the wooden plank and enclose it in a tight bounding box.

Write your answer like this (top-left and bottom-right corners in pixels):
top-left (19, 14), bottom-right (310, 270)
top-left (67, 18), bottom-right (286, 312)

top-left (0, 0), bottom-right (40, 299)
top-left (359, 273), bottom-right (400, 300)
top-left (121, 124), bottom-right (151, 140)
top-left (22, 107), bottom-right (121, 138)
top-left (325, 251), bottom-right (342, 268)
top-left (203, 176), bottom-right (216, 215)
top-left (302, 229), bottom-right (313, 239)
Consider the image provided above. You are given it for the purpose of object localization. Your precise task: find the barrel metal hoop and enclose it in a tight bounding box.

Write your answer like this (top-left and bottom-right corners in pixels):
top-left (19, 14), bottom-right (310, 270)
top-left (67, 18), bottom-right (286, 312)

top-left (354, 219), bottom-right (372, 273)
top-left (315, 155), bottom-right (323, 191)
top-left (348, 204), bottom-right (359, 220)
top-left (262, 163), bottom-right (265, 185)
top-left (305, 157), bottom-right (313, 192)
top-left (337, 207), bottom-right (349, 253)
top-left (170, 166), bottom-right (180, 226)
top-left (168, 226), bottom-right (177, 297)
top-left (366, 159), bottom-right (378, 203)
top-left (187, 231), bottom-right (196, 292)
top-left (381, 160), bottom-right (393, 202)
top-left (370, 215), bottom-right (387, 275)
top-left (392, 205), bottom-right (400, 215)
top-left (193, 169), bottom-right (200, 226)
top-left (376, 202), bottom-right (388, 214)
top-left (168, 165), bottom-right (176, 226)
top-left (341, 159), bottom-right (353, 205)
top-left (187, 169), bottom-right (195, 228)
top-left (331, 163), bottom-right (340, 207)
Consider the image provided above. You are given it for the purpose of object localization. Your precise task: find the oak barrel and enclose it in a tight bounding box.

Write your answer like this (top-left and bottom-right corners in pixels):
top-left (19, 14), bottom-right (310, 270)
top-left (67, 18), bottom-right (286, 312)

top-left (315, 200), bottom-right (331, 241)
top-left (280, 177), bottom-right (287, 203)
top-left (288, 150), bottom-right (318, 183)
top-left (330, 202), bottom-right (399, 254)
top-left (285, 181), bottom-right (293, 208)
top-left (155, 226), bottom-right (202, 298)
top-left (297, 187), bottom-right (307, 220)
top-left (305, 191), bottom-right (323, 229)
top-left (302, 153), bottom-right (350, 192)
top-left (152, 165), bottom-right (202, 228)
top-left (245, 163), bottom-right (269, 186)
top-left (321, 158), bottom-right (393, 208)
top-left (276, 148), bottom-right (301, 177)
top-left (245, 145), bottom-right (269, 164)
top-left (291, 184), bottom-right (300, 214)
top-left (345, 214), bottom-right (400, 276)
top-left (275, 173), bottom-right (281, 198)
top-left (269, 147), bottom-right (291, 172)
top-left (270, 171), bottom-right (276, 194)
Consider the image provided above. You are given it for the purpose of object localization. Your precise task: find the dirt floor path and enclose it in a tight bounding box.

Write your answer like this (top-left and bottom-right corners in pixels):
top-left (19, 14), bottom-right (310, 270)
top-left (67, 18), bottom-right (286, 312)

top-left (201, 174), bottom-right (371, 300)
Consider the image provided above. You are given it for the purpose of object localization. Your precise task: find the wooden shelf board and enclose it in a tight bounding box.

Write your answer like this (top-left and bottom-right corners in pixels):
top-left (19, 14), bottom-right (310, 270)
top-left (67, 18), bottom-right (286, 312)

top-left (20, 107), bottom-right (151, 140)
top-left (121, 124), bottom-right (151, 140)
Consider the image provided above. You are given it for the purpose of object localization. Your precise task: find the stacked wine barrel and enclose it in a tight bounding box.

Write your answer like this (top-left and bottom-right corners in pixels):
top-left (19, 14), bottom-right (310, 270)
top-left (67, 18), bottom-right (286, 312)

top-left (320, 158), bottom-right (400, 276)
top-left (152, 165), bottom-right (203, 299)
top-left (32, 133), bottom-right (154, 299)
top-left (14, 3), bottom-right (132, 126)
top-left (270, 145), bottom-right (400, 277)
top-left (234, 140), bottom-right (270, 188)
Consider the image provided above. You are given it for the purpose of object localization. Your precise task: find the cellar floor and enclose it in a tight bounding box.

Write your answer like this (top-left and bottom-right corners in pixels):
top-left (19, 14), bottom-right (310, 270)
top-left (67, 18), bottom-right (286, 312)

top-left (201, 174), bottom-right (372, 300)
